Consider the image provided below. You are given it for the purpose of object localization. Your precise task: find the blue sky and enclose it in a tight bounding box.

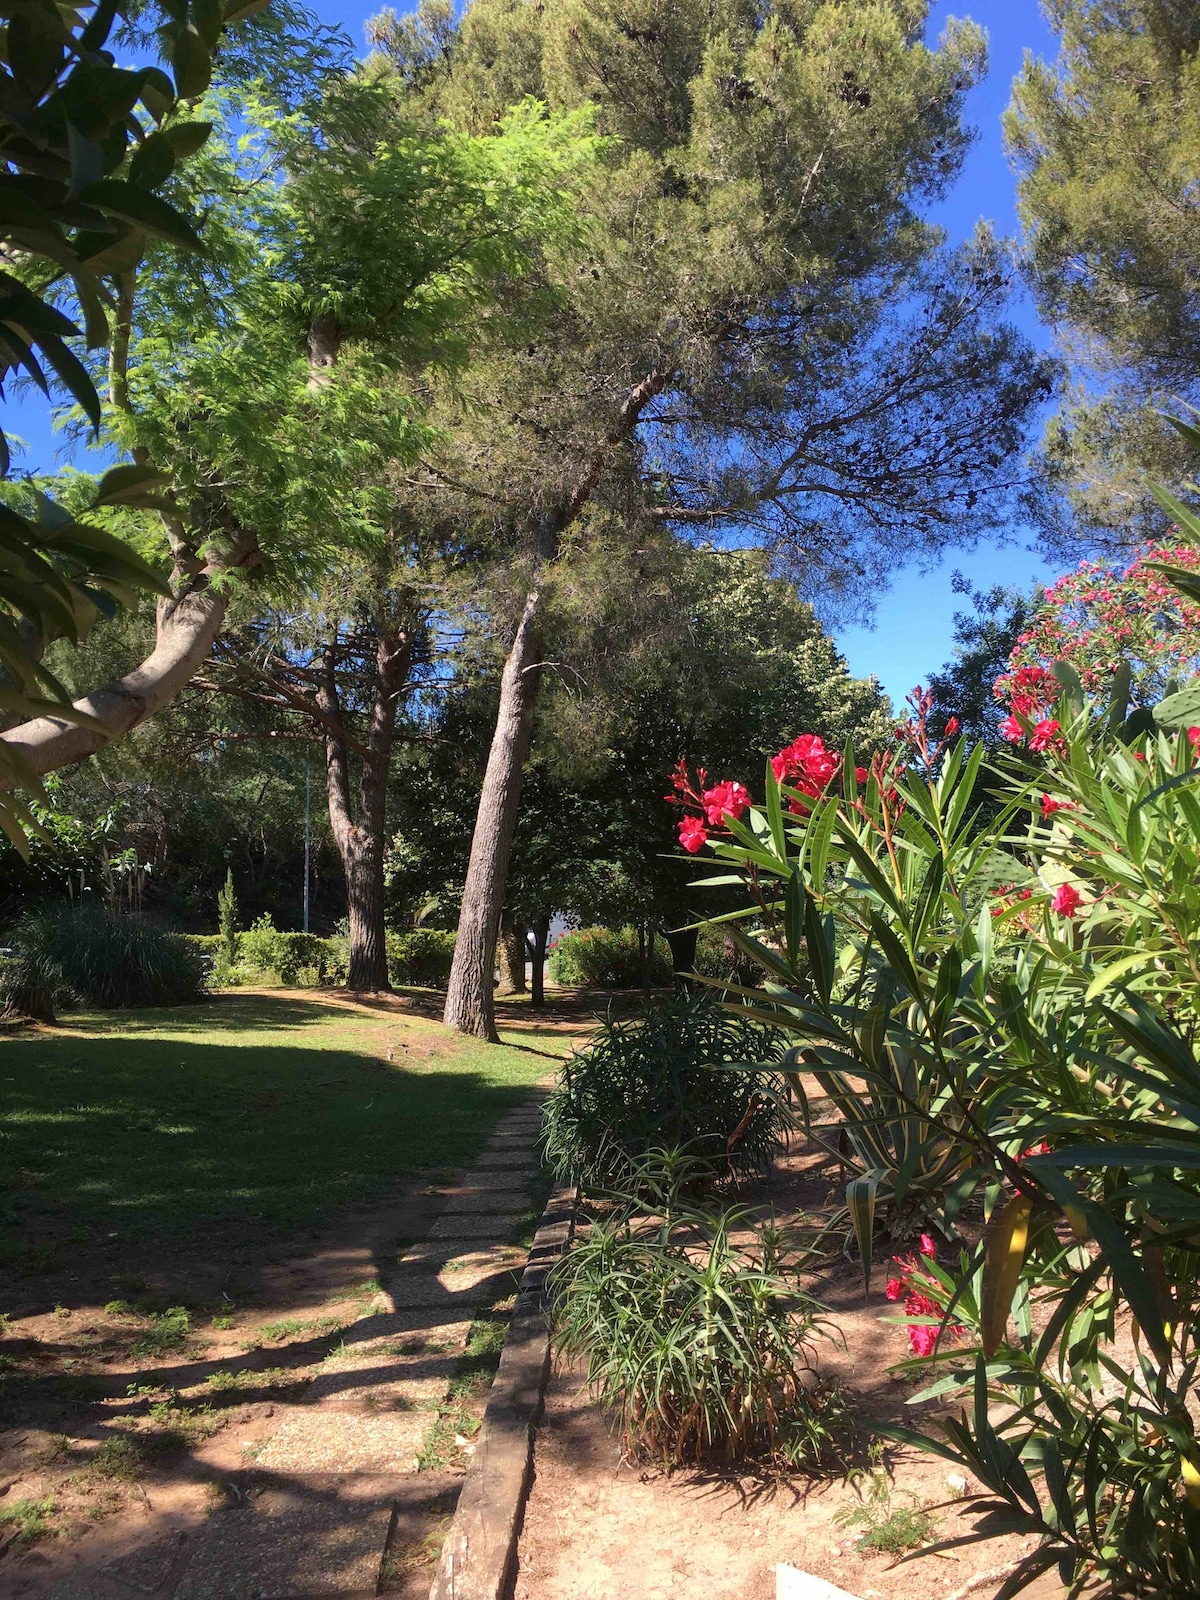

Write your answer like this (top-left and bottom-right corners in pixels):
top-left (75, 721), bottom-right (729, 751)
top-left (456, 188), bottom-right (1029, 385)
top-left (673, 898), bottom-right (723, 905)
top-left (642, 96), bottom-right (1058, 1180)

top-left (834, 0), bottom-right (1064, 705)
top-left (7, 0), bottom-right (1067, 708)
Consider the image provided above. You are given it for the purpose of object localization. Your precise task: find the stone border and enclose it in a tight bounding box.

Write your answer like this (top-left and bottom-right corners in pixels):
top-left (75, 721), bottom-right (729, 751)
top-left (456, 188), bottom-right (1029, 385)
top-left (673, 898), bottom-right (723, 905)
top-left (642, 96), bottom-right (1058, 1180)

top-left (428, 1177), bottom-right (578, 1600)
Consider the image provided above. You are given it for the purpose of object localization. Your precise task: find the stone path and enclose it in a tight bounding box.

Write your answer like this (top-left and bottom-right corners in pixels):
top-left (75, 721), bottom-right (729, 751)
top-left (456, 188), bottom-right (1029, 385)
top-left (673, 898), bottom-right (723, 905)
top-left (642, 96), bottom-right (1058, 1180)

top-left (35, 1097), bottom-right (548, 1600)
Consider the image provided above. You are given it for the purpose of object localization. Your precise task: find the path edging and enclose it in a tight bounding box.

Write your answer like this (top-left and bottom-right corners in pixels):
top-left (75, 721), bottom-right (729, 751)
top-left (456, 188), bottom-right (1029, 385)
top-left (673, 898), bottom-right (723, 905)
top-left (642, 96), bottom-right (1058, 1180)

top-left (428, 1175), bottom-right (578, 1600)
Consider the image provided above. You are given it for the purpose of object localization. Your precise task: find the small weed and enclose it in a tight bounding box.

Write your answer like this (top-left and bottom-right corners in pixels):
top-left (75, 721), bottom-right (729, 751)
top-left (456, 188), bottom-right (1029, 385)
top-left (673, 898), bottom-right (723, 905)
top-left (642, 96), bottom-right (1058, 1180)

top-left (257, 1316), bottom-right (309, 1342)
top-left (105, 1299), bottom-right (133, 1317)
top-left (81, 1434), bottom-right (143, 1482)
top-left (110, 1273), bottom-right (147, 1297)
top-left (52, 1304), bottom-right (70, 1319)
top-left (416, 1405), bottom-right (480, 1471)
top-left (129, 1306), bottom-right (191, 1359)
top-left (257, 1314), bottom-right (344, 1343)
top-left (0, 1311), bottom-right (10, 1334)
top-left (211, 1315), bottom-right (236, 1331)
top-left (834, 1444), bottom-right (935, 1556)
top-left (380, 1528), bottom-right (446, 1589)
top-left (35, 1434), bottom-right (73, 1466)
top-left (0, 1496), bottom-right (55, 1545)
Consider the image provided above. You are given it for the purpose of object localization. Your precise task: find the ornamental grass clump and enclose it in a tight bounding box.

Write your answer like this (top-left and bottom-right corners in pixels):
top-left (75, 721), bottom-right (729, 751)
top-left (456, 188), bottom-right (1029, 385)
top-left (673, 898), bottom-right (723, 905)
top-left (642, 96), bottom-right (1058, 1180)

top-left (1, 901), bottom-right (207, 1018)
top-left (551, 1187), bottom-right (850, 1470)
top-left (540, 992), bottom-right (790, 1190)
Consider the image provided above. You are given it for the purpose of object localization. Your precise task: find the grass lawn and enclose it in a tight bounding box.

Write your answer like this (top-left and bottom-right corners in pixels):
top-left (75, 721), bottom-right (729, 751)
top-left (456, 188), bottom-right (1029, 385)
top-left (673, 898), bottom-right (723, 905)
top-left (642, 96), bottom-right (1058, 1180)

top-left (0, 989), bottom-right (590, 1269)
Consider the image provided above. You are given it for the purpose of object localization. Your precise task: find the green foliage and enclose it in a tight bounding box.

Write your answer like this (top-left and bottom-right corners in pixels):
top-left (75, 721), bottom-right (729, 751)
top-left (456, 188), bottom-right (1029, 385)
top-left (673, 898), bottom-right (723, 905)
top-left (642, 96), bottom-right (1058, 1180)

top-left (540, 993), bottom-right (790, 1190)
top-left (217, 870), bottom-right (238, 970)
top-left (551, 1167), bottom-right (848, 1469)
top-left (1, 901), bottom-right (207, 1015)
top-left (386, 928), bottom-right (456, 989)
top-left (0, 1495), bottom-right (55, 1545)
top-left (1007, 0), bottom-right (1200, 543)
top-left (0, 0), bottom-right (267, 835)
top-left (686, 681), bottom-right (1200, 1593)
top-left (547, 926), bottom-right (670, 988)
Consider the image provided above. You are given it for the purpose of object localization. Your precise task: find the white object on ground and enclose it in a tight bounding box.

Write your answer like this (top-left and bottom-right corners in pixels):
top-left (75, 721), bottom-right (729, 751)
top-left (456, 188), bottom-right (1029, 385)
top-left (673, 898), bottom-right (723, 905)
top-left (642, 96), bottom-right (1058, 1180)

top-left (776, 1566), bottom-right (865, 1600)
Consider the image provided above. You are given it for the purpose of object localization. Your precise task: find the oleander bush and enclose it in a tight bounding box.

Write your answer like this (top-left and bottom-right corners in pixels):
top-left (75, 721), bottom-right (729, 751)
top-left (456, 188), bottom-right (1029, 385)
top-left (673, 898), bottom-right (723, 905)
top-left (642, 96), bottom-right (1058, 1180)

top-left (668, 659), bottom-right (1200, 1592)
top-left (1, 902), bottom-right (207, 1017)
top-left (548, 925), bottom-right (672, 987)
top-left (551, 1166), bottom-right (851, 1469)
top-left (541, 992), bottom-right (790, 1190)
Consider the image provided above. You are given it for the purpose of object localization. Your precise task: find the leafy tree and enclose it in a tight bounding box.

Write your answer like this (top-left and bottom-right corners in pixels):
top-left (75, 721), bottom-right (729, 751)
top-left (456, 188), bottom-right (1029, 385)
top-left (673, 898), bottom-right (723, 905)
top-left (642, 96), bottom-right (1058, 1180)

top-left (1007, 0), bottom-right (1200, 547)
top-left (386, 0), bottom-right (1058, 1037)
top-left (0, 62), bottom-right (600, 815)
top-left (0, 0), bottom-right (276, 836)
top-left (927, 574), bottom-right (1037, 747)
top-left (217, 868), bottom-right (238, 969)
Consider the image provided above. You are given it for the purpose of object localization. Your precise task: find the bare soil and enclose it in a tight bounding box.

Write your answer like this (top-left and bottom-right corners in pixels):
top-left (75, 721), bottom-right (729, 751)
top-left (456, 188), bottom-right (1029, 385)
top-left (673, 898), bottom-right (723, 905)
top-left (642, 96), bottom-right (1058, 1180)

top-left (515, 1131), bottom-right (1067, 1600)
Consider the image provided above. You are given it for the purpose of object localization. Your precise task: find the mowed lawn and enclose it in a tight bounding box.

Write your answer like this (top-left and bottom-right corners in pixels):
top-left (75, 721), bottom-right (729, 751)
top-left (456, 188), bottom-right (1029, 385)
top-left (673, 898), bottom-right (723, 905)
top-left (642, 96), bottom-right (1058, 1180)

top-left (0, 991), bottom-right (588, 1264)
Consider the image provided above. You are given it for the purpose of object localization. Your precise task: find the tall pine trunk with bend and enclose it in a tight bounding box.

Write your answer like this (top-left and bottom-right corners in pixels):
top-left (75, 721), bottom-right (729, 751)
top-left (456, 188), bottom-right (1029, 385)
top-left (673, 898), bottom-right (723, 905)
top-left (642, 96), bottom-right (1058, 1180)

top-left (443, 370), bottom-right (667, 1038)
top-left (320, 628), bottom-right (411, 993)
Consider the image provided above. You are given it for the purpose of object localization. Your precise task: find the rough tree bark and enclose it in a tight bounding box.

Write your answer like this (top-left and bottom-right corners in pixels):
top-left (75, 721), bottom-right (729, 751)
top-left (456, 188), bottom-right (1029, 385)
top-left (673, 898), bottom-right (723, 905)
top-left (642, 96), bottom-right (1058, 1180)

top-left (497, 920), bottom-right (527, 994)
top-left (442, 589), bottom-right (543, 1039)
top-left (443, 367), bottom-right (669, 1038)
top-left (318, 628), bottom-right (411, 993)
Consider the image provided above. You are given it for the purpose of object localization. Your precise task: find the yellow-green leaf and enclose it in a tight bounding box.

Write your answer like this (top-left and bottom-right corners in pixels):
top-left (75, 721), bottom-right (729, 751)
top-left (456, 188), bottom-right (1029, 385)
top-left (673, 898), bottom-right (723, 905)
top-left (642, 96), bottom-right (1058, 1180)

top-left (980, 1192), bottom-right (1033, 1358)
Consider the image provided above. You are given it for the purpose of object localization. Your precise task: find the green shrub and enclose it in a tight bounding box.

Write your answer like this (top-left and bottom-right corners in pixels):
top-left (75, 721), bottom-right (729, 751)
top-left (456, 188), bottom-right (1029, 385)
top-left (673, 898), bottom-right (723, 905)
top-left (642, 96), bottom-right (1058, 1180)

top-left (386, 928), bottom-right (456, 989)
top-left (548, 925), bottom-right (671, 987)
top-left (552, 1176), bottom-right (849, 1468)
top-left (541, 992), bottom-right (790, 1189)
top-left (1, 902), bottom-right (207, 1015)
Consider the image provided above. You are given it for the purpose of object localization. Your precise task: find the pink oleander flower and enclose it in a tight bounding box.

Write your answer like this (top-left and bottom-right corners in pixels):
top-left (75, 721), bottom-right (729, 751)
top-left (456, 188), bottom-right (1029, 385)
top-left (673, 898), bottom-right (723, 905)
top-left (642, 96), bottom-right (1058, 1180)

top-left (1052, 882), bottom-right (1081, 918)
top-left (1029, 718), bottom-right (1061, 753)
top-left (700, 779), bottom-right (750, 825)
top-left (1041, 793), bottom-right (1077, 819)
top-left (678, 816), bottom-right (708, 854)
top-left (999, 715), bottom-right (1023, 744)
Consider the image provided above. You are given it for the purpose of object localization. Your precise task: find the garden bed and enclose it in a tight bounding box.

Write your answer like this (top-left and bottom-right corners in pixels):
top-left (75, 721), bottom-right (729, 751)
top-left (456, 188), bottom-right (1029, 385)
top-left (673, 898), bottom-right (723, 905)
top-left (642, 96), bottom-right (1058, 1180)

top-left (514, 1132), bottom-right (1066, 1600)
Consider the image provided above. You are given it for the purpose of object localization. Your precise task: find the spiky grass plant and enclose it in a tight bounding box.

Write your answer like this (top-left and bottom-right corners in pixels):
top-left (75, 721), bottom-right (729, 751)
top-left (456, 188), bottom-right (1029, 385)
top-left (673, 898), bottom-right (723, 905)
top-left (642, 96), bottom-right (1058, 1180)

top-left (552, 1167), bottom-right (851, 1469)
top-left (541, 992), bottom-right (791, 1191)
top-left (1, 901), bottom-right (208, 1017)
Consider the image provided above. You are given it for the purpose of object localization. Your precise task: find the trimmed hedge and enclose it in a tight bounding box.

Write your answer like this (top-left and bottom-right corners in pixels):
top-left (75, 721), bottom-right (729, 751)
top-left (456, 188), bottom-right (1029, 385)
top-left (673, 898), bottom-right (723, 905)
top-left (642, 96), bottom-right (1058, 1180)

top-left (547, 922), bottom-right (751, 988)
top-left (183, 923), bottom-right (456, 990)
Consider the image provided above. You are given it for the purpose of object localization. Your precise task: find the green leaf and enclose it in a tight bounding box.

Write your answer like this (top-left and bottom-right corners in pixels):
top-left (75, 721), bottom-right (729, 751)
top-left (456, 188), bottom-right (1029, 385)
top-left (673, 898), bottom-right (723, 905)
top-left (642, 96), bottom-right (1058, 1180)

top-left (78, 179), bottom-right (205, 252)
top-left (783, 871), bottom-right (804, 967)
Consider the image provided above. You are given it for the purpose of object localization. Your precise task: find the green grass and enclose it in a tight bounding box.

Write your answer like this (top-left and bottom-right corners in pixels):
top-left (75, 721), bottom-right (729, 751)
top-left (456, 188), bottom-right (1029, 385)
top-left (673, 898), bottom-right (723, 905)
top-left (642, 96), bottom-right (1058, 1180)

top-left (0, 992), bottom-right (580, 1257)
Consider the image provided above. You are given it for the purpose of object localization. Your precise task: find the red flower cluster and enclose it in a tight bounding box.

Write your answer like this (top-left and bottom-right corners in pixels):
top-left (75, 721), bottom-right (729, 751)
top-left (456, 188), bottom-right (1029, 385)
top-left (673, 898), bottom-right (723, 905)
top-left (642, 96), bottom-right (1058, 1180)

top-left (1052, 883), bottom-right (1082, 918)
top-left (1040, 794), bottom-right (1077, 819)
top-left (666, 761), bottom-right (751, 854)
top-left (772, 734), bottom-right (840, 813)
top-left (885, 1234), bottom-right (960, 1357)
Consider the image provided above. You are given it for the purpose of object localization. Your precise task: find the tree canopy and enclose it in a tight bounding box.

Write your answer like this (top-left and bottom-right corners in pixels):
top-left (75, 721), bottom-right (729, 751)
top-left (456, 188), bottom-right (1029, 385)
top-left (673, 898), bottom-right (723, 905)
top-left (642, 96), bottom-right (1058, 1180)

top-left (1008, 0), bottom-right (1200, 547)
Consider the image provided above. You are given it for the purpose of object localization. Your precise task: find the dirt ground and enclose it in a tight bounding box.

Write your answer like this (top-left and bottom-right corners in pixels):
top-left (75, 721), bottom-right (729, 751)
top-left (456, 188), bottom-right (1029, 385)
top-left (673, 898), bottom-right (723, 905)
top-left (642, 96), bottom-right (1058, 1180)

top-left (515, 1133), bottom-right (1067, 1600)
top-left (0, 988), bottom-right (605, 1591)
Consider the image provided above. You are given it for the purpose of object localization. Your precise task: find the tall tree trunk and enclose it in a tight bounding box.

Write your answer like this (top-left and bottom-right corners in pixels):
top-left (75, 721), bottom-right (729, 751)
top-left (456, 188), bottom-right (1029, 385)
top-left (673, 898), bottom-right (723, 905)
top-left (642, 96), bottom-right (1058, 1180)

top-left (442, 367), bottom-right (669, 1039)
top-left (530, 915), bottom-right (549, 1010)
top-left (442, 590), bottom-right (543, 1040)
top-left (319, 627), bottom-right (410, 993)
top-left (497, 919), bottom-right (527, 994)
top-left (666, 925), bottom-right (699, 992)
